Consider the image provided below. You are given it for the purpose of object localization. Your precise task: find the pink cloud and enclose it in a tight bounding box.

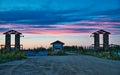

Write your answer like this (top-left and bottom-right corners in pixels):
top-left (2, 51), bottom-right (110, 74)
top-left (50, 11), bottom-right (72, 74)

top-left (75, 20), bottom-right (120, 25)
top-left (55, 24), bottom-right (110, 29)
top-left (18, 27), bottom-right (90, 35)
top-left (0, 19), bottom-right (120, 35)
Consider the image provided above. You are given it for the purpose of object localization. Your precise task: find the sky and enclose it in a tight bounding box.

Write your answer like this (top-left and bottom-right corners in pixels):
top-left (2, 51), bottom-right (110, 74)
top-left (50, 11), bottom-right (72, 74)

top-left (0, 0), bottom-right (120, 49)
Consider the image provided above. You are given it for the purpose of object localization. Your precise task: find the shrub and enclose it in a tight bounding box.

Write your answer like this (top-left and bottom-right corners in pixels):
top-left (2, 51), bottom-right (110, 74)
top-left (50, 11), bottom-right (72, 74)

top-left (53, 50), bottom-right (66, 56)
top-left (0, 51), bottom-right (26, 63)
top-left (75, 49), bottom-right (120, 60)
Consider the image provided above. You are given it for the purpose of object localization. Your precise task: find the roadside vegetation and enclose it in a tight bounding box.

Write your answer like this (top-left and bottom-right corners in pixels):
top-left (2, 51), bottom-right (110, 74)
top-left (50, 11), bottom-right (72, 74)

top-left (63, 46), bottom-right (120, 60)
top-left (0, 50), bottom-right (26, 63)
top-left (0, 45), bottom-right (120, 63)
top-left (26, 46), bottom-right (120, 60)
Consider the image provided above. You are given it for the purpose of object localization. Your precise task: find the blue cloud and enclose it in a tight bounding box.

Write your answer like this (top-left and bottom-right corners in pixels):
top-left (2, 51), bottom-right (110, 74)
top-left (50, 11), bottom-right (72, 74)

top-left (0, 0), bottom-right (120, 34)
top-left (0, 28), bottom-right (9, 32)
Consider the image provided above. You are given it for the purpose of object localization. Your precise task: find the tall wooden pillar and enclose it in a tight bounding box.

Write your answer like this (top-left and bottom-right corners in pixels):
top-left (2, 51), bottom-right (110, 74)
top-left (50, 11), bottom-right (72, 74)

top-left (94, 33), bottom-right (100, 50)
top-left (103, 33), bottom-right (109, 51)
top-left (5, 34), bottom-right (11, 50)
top-left (15, 34), bottom-right (20, 50)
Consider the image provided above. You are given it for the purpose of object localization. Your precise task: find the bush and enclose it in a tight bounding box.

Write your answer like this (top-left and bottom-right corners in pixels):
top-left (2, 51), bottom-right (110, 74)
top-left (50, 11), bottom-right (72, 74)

top-left (0, 51), bottom-right (26, 63)
top-left (96, 52), bottom-right (110, 59)
top-left (75, 49), bottom-right (120, 60)
top-left (52, 50), bottom-right (66, 56)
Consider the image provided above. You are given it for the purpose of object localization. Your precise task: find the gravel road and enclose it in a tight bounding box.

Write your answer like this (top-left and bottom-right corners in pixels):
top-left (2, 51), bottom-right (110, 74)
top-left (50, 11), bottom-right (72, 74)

top-left (0, 55), bottom-right (120, 75)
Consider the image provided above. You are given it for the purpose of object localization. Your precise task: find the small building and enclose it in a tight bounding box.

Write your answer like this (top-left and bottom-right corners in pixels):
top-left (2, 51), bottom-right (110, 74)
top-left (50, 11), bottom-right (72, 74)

top-left (51, 40), bottom-right (64, 52)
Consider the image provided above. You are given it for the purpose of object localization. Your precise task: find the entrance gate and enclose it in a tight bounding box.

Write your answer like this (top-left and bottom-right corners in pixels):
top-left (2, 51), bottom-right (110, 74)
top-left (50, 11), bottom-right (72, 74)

top-left (92, 30), bottom-right (110, 51)
top-left (3, 30), bottom-right (23, 50)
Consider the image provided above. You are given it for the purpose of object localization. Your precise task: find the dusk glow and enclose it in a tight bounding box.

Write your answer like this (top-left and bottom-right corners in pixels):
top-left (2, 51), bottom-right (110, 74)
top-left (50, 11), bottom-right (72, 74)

top-left (0, 0), bottom-right (120, 48)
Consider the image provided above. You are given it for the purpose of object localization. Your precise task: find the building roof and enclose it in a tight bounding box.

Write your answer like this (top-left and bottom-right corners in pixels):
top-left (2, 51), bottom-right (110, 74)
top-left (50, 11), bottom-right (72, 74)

top-left (92, 29), bottom-right (110, 34)
top-left (3, 30), bottom-right (22, 35)
top-left (51, 40), bottom-right (64, 45)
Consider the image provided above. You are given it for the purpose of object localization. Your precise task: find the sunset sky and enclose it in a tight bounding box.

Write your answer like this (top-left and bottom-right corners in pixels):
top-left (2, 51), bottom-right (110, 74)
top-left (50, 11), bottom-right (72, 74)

top-left (0, 0), bottom-right (120, 49)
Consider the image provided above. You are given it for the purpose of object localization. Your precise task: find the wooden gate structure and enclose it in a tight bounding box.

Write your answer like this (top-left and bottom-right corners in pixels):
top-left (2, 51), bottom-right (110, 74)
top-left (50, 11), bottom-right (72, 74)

top-left (92, 30), bottom-right (110, 51)
top-left (1, 30), bottom-right (23, 51)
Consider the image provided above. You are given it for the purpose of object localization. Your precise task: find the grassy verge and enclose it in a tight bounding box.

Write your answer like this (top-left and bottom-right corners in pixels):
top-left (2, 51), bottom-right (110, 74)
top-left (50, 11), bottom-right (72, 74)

top-left (75, 50), bottom-right (120, 60)
top-left (50, 50), bottom-right (67, 56)
top-left (0, 51), bottom-right (26, 63)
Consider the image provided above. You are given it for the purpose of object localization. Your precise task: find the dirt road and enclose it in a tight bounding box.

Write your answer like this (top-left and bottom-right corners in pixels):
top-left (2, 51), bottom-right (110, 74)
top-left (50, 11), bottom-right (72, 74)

top-left (0, 55), bottom-right (120, 75)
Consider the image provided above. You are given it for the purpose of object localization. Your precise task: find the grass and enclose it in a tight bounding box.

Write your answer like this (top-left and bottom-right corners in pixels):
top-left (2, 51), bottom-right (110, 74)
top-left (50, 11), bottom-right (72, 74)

top-left (52, 50), bottom-right (66, 56)
top-left (63, 46), bottom-right (120, 60)
top-left (74, 49), bottom-right (120, 60)
top-left (0, 46), bottom-right (119, 63)
top-left (23, 46), bottom-right (120, 60)
top-left (0, 51), bottom-right (26, 63)
top-left (95, 51), bottom-right (120, 60)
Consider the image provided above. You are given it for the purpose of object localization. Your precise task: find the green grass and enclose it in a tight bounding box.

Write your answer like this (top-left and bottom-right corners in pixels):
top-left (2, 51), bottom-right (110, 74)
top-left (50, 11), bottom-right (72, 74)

top-left (62, 46), bottom-right (120, 60)
top-left (51, 50), bottom-right (66, 56)
top-left (0, 51), bottom-right (26, 63)
top-left (74, 49), bottom-right (120, 60)
top-left (1, 46), bottom-right (119, 63)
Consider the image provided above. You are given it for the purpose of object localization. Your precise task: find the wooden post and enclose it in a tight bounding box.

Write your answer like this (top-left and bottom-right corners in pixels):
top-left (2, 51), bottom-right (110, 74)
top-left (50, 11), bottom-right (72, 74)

top-left (103, 33), bottom-right (109, 51)
top-left (5, 34), bottom-right (11, 51)
top-left (94, 33), bottom-right (100, 50)
top-left (15, 34), bottom-right (20, 50)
